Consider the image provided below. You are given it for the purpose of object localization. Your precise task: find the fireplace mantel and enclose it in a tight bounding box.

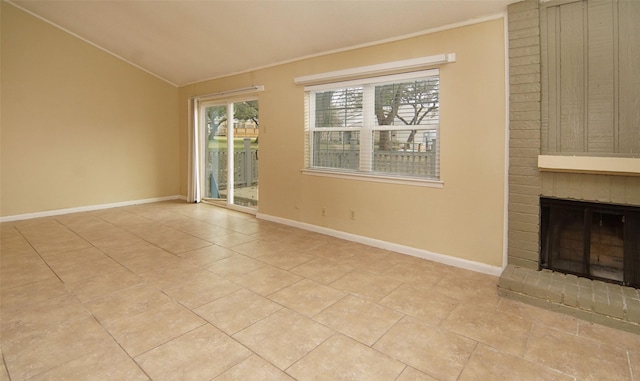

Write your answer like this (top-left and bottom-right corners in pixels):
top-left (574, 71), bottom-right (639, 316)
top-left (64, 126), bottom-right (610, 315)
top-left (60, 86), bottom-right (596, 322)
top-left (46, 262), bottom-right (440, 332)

top-left (538, 155), bottom-right (640, 176)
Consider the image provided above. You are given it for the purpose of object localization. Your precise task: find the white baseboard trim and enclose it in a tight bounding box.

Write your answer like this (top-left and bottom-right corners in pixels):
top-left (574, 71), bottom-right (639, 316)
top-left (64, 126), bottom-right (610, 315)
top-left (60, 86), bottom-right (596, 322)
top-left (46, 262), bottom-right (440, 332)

top-left (0, 195), bottom-right (184, 222)
top-left (256, 212), bottom-right (503, 277)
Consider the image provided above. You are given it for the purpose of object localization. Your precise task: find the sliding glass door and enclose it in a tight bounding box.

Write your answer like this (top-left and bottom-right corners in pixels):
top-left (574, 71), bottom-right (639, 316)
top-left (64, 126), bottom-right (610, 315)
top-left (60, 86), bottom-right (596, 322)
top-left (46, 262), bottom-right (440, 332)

top-left (200, 99), bottom-right (259, 211)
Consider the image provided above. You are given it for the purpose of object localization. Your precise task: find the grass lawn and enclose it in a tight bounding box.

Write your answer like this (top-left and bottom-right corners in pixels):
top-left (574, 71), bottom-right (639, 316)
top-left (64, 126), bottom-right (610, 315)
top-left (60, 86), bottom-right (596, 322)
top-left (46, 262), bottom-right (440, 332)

top-left (208, 137), bottom-right (258, 150)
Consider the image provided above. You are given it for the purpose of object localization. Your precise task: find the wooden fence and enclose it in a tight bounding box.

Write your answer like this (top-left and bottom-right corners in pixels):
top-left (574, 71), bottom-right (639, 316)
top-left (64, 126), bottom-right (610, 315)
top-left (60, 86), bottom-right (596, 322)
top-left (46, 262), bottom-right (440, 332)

top-left (206, 149), bottom-right (436, 198)
top-left (314, 151), bottom-right (437, 177)
top-left (207, 149), bottom-right (258, 196)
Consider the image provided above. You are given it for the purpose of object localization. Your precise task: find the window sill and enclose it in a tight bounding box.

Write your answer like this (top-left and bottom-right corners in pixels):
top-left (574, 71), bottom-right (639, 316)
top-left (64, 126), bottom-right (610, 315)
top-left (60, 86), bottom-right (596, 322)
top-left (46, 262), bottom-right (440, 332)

top-left (301, 168), bottom-right (444, 188)
top-left (538, 155), bottom-right (640, 176)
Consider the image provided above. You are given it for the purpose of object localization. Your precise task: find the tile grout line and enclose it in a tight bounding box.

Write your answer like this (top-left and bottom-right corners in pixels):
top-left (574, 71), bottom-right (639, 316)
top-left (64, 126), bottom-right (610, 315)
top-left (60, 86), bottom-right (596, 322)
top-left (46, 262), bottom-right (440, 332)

top-left (628, 350), bottom-right (635, 381)
top-left (4, 201), bottom-right (640, 380)
top-left (454, 341), bottom-right (480, 381)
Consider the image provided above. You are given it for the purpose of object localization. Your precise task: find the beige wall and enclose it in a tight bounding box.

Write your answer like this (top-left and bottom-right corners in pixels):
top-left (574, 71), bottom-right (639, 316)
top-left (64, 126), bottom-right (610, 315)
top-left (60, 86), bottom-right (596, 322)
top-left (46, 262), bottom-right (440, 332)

top-left (1, 3), bottom-right (507, 268)
top-left (180, 19), bottom-right (507, 267)
top-left (1, 3), bottom-right (180, 217)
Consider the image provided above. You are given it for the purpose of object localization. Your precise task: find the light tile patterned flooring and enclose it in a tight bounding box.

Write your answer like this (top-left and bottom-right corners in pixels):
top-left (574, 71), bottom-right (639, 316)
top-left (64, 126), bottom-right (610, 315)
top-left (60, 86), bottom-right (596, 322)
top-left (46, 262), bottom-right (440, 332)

top-left (1, 201), bottom-right (638, 380)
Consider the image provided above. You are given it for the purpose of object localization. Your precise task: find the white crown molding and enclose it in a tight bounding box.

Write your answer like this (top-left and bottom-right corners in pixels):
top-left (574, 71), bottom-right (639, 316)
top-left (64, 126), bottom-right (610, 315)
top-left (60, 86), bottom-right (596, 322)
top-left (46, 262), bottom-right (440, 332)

top-left (183, 13), bottom-right (505, 86)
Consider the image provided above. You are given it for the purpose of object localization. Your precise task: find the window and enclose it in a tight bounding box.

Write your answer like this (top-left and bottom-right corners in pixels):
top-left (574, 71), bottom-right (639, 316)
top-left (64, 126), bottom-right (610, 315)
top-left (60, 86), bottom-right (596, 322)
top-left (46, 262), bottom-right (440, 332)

top-left (304, 70), bottom-right (440, 181)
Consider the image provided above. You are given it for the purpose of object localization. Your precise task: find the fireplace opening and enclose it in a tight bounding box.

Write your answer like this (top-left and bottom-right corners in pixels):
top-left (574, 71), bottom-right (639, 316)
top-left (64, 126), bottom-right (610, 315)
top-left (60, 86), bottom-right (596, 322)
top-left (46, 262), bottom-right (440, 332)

top-left (540, 197), bottom-right (640, 288)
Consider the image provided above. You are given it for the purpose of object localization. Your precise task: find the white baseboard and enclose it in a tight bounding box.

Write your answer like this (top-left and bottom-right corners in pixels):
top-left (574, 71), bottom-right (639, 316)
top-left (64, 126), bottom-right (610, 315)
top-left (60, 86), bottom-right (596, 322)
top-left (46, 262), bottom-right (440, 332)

top-left (256, 212), bottom-right (503, 277)
top-left (0, 195), bottom-right (184, 222)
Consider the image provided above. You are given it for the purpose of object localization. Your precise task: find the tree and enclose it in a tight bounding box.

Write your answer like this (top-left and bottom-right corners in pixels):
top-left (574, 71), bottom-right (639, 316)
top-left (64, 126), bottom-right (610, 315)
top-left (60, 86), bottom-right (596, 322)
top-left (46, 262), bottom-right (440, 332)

top-left (206, 106), bottom-right (225, 140)
top-left (374, 79), bottom-right (439, 150)
top-left (374, 85), bottom-right (402, 151)
top-left (234, 100), bottom-right (259, 127)
top-left (206, 101), bottom-right (259, 141)
top-left (316, 79), bottom-right (438, 151)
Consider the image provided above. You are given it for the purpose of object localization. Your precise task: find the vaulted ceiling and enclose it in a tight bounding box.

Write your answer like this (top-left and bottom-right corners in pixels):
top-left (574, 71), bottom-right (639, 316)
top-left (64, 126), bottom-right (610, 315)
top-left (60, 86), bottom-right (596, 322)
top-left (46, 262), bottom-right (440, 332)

top-left (9, 0), bottom-right (517, 86)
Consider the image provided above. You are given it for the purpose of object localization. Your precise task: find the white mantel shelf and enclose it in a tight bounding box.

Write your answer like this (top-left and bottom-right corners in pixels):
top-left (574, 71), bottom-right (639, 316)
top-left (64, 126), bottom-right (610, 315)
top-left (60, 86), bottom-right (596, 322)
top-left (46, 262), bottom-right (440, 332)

top-left (538, 155), bottom-right (640, 176)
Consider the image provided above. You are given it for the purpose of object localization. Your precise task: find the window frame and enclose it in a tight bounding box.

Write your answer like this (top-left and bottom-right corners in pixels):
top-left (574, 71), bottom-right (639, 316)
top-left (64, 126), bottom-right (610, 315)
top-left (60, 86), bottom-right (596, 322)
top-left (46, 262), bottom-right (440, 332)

top-left (303, 69), bottom-right (443, 188)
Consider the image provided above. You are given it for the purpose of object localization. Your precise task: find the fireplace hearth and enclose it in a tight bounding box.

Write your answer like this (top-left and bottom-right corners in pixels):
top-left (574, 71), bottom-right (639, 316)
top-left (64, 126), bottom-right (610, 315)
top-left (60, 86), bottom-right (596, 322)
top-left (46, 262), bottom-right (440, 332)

top-left (540, 198), bottom-right (640, 288)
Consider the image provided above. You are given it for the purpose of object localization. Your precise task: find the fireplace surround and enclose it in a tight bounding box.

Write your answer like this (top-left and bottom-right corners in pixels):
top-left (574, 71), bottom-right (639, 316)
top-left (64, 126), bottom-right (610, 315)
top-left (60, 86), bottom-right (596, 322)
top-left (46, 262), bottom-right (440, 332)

top-left (501, 0), bottom-right (640, 332)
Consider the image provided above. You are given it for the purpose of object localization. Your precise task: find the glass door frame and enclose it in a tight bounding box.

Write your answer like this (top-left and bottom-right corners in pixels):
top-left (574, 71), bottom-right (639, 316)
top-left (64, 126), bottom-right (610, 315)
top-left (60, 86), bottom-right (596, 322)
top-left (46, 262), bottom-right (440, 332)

top-left (198, 97), bottom-right (258, 215)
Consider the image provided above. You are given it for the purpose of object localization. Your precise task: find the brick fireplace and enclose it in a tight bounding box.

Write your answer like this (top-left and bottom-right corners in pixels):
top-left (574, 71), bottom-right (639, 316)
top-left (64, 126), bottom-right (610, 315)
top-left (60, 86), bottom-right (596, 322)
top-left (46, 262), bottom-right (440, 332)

top-left (498, 0), bottom-right (640, 333)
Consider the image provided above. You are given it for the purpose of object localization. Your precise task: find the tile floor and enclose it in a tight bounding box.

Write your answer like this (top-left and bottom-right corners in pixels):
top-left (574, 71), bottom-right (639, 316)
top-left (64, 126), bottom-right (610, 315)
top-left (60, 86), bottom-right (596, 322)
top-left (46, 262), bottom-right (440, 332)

top-left (1, 201), bottom-right (639, 381)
